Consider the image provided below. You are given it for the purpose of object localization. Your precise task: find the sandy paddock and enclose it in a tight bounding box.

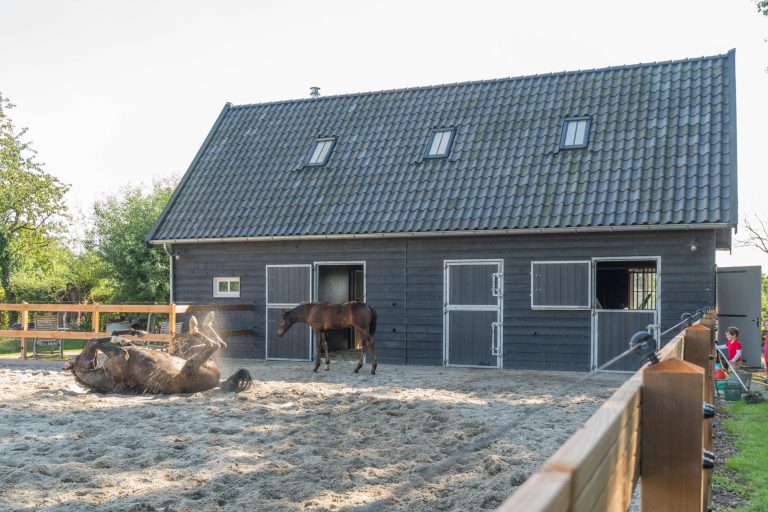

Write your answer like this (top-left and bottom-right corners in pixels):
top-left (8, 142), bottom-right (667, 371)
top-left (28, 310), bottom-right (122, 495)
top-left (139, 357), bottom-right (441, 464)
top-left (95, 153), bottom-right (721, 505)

top-left (0, 354), bottom-right (627, 511)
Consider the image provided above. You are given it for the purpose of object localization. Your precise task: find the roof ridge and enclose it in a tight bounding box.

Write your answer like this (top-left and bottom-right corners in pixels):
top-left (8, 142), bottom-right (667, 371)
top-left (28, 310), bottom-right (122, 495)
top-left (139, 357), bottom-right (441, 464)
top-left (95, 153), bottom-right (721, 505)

top-left (227, 51), bottom-right (731, 111)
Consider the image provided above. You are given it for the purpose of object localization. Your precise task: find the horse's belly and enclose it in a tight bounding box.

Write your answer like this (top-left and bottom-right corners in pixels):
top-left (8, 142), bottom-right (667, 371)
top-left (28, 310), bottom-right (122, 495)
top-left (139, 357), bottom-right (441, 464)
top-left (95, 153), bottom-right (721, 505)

top-left (168, 355), bottom-right (186, 371)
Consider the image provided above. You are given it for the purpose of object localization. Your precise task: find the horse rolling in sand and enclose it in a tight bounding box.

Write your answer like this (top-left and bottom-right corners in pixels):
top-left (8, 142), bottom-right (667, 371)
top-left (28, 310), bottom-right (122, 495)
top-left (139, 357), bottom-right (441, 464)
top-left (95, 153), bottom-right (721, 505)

top-left (277, 301), bottom-right (378, 375)
top-left (64, 311), bottom-right (252, 394)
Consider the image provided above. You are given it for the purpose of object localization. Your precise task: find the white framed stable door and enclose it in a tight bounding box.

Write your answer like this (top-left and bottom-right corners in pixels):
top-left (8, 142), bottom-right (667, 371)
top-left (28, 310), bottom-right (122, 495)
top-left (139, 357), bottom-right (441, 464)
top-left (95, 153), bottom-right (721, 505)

top-left (591, 256), bottom-right (660, 372)
top-left (443, 259), bottom-right (504, 368)
top-left (265, 264), bottom-right (313, 361)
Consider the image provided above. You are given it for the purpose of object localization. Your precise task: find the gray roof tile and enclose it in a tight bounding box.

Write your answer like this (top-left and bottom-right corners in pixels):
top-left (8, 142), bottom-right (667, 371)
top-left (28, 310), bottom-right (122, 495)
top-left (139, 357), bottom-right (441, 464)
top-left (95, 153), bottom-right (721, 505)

top-left (148, 51), bottom-right (737, 242)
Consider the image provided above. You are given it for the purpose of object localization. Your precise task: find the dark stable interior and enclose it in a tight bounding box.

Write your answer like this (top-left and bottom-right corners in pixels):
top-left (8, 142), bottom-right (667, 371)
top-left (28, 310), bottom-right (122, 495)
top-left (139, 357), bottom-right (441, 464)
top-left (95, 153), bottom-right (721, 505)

top-left (316, 265), bottom-right (364, 351)
top-left (595, 260), bottom-right (657, 310)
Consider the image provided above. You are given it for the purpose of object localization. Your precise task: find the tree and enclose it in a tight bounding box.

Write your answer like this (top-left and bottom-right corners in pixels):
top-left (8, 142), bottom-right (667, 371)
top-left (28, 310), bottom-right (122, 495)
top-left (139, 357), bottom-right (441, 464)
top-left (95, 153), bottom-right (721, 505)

top-left (0, 93), bottom-right (69, 311)
top-left (757, 0), bottom-right (768, 15)
top-left (12, 240), bottom-right (107, 304)
top-left (736, 216), bottom-right (768, 254)
top-left (88, 176), bottom-right (178, 304)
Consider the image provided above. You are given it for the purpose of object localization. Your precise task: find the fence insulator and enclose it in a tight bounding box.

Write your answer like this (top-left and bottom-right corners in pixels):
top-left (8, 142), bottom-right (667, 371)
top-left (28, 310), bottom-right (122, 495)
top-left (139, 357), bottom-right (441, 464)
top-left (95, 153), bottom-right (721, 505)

top-left (703, 450), bottom-right (715, 469)
top-left (703, 403), bottom-right (715, 419)
top-left (630, 331), bottom-right (659, 365)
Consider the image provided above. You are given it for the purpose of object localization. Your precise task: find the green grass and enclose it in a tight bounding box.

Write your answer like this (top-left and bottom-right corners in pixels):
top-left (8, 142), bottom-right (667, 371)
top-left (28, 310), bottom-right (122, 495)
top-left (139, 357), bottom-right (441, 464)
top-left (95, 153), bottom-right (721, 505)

top-left (721, 399), bottom-right (768, 511)
top-left (0, 337), bottom-right (86, 356)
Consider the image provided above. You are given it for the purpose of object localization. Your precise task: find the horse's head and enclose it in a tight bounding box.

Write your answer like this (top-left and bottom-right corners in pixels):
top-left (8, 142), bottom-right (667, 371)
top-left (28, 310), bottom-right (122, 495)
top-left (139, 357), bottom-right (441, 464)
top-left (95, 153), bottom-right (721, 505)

top-left (276, 309), bottom-right (292, 337)
top-left (64, 339), bottom-right (100, 373)
top-left (64, 338), bottom-right (121, 392)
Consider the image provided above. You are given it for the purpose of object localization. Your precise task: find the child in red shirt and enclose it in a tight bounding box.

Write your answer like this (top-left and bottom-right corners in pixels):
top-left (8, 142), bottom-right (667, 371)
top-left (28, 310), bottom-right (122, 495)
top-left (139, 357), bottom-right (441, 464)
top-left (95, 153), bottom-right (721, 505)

top-left (718, 326), bottom-right (743, 371)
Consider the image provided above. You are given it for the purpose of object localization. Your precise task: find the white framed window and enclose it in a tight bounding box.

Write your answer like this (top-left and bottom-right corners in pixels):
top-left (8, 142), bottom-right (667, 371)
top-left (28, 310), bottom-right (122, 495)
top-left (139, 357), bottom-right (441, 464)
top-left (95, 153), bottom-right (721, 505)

top-left (560, 117), bottom-right (591, 148)
top-left (426, 128), bottom-right (455, 157)
top-left (307, 137), bottom-right (335, 166)
top-left (531, 261), bottom-right (591, 309)
top-left (213, 277), bottom-right (240, 298)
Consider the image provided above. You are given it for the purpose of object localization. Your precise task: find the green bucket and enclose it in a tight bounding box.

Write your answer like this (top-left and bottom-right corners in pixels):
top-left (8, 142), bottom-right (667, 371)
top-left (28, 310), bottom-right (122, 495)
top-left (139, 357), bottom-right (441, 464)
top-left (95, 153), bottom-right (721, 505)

top-left (724, 381), bottom-right (742, 401)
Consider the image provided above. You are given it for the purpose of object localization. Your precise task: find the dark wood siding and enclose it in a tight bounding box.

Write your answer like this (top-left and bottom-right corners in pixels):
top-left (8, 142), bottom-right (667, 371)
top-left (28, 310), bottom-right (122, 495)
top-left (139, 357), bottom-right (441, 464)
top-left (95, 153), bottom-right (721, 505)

top-left (172, 230), bottom-right (716, 371)
top-left (173, 240), bottom-right (407, 361)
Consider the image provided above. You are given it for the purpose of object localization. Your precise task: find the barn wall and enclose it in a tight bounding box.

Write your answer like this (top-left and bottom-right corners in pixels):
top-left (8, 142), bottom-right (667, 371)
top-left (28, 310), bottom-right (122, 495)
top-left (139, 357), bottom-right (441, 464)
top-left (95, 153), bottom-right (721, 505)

top-left (173, 239), bottom-right (407, 360)
top-left (172, 230), bottom-right (716, 370)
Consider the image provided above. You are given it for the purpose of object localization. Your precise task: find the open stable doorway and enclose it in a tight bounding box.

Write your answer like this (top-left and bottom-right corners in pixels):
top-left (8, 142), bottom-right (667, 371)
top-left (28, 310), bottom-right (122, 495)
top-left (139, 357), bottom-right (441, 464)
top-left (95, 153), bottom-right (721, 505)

top-left (592, 258), bottom-right (659, 371)
top-left (314, 262), bottom-right (366, 351)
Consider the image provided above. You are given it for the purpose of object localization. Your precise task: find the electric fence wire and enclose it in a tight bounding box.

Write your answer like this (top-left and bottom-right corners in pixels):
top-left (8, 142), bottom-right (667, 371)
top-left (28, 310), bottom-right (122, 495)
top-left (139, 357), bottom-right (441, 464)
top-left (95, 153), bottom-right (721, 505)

top-left (658, 307), bottom-right (711, 338)
top-left (348, 307), bottom-right (712, 512)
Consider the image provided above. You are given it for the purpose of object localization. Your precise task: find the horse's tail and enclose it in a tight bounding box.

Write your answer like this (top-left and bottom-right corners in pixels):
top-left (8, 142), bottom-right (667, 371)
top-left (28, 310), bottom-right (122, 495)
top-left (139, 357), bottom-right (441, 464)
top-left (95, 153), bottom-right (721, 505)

top-left (367, 304), bottom-right (377, 336)
top-left (220, 369), bottom-right (253, 393)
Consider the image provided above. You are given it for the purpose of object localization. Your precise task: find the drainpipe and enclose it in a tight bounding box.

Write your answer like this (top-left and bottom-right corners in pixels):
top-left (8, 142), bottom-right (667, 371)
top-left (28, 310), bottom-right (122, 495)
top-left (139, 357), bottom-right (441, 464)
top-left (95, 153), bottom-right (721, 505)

top-left (163, 243), bottom-right (174, 304)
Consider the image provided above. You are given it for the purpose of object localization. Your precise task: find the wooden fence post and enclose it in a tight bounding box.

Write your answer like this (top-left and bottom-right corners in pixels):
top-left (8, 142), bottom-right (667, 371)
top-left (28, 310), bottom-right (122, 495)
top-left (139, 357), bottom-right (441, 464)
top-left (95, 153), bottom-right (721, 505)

top-left (699, 311), bottom-right (716, 332)
top-left (683, 324), bottom-right (714, 509)
top-left (684, 325), bottom-right (714, 403)
top-left (641, 358), bottom-right (705, 512)
top-left (169, 304), bottom-right (177, 334)
top-left (20, 308), bottom-right (29, 360)
top-left (91, 303), bottom-right (100, 335)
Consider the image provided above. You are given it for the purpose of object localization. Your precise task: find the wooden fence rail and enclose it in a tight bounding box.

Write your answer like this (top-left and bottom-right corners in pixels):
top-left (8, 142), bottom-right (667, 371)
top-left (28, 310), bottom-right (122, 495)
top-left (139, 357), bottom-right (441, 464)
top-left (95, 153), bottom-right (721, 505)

top-left (499, 311), bottom-right (716, 512)
top-left (0, 303), bottom-right (253, 359)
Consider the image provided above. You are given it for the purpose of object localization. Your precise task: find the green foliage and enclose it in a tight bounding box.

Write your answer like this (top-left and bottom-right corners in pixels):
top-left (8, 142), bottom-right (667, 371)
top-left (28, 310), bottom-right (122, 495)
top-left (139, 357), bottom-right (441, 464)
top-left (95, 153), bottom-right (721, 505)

top-left (11, 241), bottom-right (109, 304)
top-left (721, 400), bottom-right (768, 510)
top-left (88, 177), bottom-right (177, 304)
top-left (0, 92), bottom-right (69, 309)
top-left (762, 274), bottom-right (768, 335)
top-left (757, 0), bottom-right (768, 15)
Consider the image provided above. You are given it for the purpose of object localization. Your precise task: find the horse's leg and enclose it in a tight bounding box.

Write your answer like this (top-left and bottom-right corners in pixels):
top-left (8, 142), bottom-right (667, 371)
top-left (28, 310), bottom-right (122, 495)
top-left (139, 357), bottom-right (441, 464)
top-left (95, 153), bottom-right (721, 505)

top-left (180, 335), bottom-right (219, 374)
top-left (322, 330), bottom-right (330, 371)
top-left (313, 328), bottom-right (322, 373)
top-left (177, 343), bottom-right (207, 360)
top-left (353, 328), bottom-right (365, 373)
top-left (181, 344), bottom-right (218, 373)
top-left (367, 332), bottom-right (377, 375)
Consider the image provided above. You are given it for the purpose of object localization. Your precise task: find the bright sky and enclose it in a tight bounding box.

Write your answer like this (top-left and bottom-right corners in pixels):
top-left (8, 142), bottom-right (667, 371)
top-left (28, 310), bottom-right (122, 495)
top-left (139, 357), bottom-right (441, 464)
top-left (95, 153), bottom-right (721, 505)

top-left (2, 0), bottom-right (767, 269)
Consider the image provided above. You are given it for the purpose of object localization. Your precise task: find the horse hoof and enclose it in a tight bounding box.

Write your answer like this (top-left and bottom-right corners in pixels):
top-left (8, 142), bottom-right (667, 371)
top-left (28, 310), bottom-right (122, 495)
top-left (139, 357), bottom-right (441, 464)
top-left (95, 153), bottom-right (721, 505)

top-left (313, 368), bottom-right (319, 373)
top-left (371, 370), bottom-right (376, 375)
top-left (325, 367), bottom-right (330, 372)
top-left (353, 368), bottom-right (360, 374)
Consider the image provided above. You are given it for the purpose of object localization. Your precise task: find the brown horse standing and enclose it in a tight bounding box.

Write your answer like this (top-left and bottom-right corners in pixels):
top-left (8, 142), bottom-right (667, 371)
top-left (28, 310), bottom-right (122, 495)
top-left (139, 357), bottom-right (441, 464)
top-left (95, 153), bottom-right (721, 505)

top-left (277, 301), bottom-right (378, 374)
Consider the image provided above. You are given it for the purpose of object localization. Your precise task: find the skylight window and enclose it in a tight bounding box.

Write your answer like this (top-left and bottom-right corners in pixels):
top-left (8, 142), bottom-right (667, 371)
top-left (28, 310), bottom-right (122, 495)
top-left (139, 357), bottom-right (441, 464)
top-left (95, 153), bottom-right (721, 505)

top-left (426, 128), bottom-right (455, 158)
top-left (561, 117), bottom-right (591, 149)
top-left (307, 137), bottom-right (335, 166)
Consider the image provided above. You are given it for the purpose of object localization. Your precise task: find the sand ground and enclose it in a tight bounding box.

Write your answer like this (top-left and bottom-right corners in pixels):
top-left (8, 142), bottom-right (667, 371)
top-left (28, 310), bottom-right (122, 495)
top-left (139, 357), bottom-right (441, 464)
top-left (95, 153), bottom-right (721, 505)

top-left (0, 352), bottom-right (627, 511)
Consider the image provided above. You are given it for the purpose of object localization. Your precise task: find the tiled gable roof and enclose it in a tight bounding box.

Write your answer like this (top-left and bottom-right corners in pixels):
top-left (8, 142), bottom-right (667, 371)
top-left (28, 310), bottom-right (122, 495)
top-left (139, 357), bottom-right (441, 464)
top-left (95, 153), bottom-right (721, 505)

top-left (148, 51), bottom-right (737, 242)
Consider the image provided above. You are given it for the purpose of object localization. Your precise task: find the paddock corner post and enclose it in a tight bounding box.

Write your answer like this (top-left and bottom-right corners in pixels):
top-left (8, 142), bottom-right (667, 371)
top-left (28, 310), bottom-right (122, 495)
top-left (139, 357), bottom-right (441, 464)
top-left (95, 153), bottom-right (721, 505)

top-left (682, 324), bottom-right (715, 510)
top-left (496, 470), bottom-right (571, 512)
top-left (641, 358), bottom-right (705, 512)
top-left (683, 324), bottom-right (714, 403)
top-left (20, 309), bottom-right (29, 360)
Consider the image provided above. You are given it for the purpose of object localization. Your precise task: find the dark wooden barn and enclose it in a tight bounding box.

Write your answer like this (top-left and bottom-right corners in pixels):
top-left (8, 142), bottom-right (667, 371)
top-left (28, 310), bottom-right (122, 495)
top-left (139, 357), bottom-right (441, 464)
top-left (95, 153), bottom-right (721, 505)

top-left (147, 51), bottom-right (737, 371)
